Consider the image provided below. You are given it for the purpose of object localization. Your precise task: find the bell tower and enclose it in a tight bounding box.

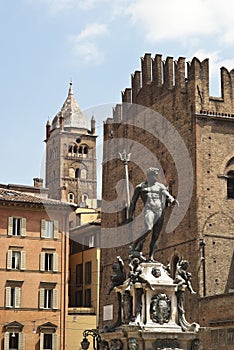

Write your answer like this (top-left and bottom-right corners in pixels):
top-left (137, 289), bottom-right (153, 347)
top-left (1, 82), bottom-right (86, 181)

top-left (45, 82), bottom-right (97, 206)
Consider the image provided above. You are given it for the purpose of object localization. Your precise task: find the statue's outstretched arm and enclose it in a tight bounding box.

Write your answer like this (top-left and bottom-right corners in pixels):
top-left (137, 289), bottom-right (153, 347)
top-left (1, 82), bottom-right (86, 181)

top-left (162, 188), bottom-right (179, 206)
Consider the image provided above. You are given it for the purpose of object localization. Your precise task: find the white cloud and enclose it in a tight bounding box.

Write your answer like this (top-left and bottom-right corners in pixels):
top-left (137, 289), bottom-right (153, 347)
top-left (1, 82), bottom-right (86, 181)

top-left (125, 0), bottom-right (234, 44)
top-left (69, 41), bottom-right (105, 63)
top-left (68, 23), bottom-right (108, 64)
top-left (76, 23), bottom-right (108, 41)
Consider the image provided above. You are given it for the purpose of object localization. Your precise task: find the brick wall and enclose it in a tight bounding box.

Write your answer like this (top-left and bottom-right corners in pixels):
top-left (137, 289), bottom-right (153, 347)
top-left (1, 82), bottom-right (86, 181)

top-left (99, 53), bottom-right (234, 349)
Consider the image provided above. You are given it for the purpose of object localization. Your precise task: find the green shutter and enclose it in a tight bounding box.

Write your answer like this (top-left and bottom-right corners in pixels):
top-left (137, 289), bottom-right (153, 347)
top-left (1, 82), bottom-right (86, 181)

top-left (7, 251), bottom-right (12, 270)
top-left (40, 252), bottom-right (45, 272)
top-left (8, 217), bottom-right (13, 236)
top-left (4, 332), bottom-right (9, 350)
top-left (15, 287), bottom-right (21, 308)
top-left (41, 220), bottom-right (46, 238)
top-left (53, 220), bottom-right (59, 239)
top-left (52, 333), bottom-right (58, 350)
top-left (18, 333), bottom-right (24, 350)
top-left (21, 218), bottom-right (26, 237)
top-left (53, 289), bottom-right (58, 310)
top-left (53, 253), bottom-right (58, 272)
top-left (5, 287), bottom-right (11, 308)
top-left (20, 251), bottom-right (26, 270)
top-left (39, 288), bottom-right (44, 309)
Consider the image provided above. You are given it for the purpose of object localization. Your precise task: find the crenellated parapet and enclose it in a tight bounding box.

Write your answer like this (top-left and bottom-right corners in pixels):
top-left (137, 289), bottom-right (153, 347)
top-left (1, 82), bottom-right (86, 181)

top-left (117, 53), bottom-right (234, 117)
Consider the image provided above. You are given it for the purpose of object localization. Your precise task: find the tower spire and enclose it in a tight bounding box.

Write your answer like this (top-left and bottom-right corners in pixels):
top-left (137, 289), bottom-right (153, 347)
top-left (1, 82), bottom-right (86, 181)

top-left (68, 80), bottom-right (74, 96)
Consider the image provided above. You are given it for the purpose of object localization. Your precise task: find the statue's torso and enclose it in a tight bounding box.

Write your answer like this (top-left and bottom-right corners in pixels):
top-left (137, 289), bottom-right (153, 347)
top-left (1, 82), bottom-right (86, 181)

top-left (139, 182), bottom-right (166, 211)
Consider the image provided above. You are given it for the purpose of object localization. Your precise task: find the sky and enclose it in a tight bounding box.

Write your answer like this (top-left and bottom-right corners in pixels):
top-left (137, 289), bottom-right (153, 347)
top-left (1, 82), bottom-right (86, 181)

top-left (0, 0), bottom-right (234, 197)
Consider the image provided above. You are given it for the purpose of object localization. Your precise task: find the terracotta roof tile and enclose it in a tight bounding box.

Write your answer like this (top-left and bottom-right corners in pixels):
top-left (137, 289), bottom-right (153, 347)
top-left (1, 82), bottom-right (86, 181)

top-left (0, 187), bottom-right (73, 207)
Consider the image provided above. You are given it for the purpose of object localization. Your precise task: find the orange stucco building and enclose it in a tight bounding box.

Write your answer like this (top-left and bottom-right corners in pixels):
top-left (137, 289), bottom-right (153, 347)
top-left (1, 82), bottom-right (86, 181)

top-left (0, 185), bottom-right (74, 350)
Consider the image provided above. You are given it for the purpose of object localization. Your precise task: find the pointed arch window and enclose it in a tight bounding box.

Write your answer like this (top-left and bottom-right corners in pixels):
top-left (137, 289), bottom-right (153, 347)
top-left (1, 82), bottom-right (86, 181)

top-left (77, 144), bottom-right (89, 157)
top-left (82, 194), bottom-right (88, 202)
top-left (73, 145), bottom-right (78, 154)
top-left (227, 171), bottom-right (234, 199)
top-left (68, 192), bottom-right (75, 203)
top-left (75, 169), bottom-right (80, 178)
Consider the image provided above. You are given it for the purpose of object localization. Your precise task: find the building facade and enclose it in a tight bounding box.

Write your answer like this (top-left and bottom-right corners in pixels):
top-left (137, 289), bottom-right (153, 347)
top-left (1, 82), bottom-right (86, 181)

top-left (99, 53), bottom-right (234, 349)
top-left (45, 82), bottom-right (97, 206)
top-left (0, 186), bottom-right (72, 350)
top-left (67, 221), bottom-right (101, 350)
top-left (44, 82), bottom-right (100, 350)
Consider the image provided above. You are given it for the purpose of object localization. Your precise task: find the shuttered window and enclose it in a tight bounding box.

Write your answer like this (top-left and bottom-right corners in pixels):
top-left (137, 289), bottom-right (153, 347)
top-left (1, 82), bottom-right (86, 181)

top-left (7, 251), bottom-right (26, 270)
top-left (75, 290), bottom-right (83, 307)
top-left (85, 261), bottom-right (92, 284)
top-left (40, 252), bottom-right (58, 272)
top-left (76, 263), bottom-right (83, 286)
top-left (40, 333), bottom-right (58, 350)
top-left (4, 332), bottom-right (24, 350)
top-left (84, 288), bottom-right (91, 307)
top-left (39, 288), bottom-right (58, 310)
top-left (8, 217), bottom-right (26, 237)
top-left (5, 286), bottom-right (21, 308)
top-left (41, 220), bottom-right (59, 239)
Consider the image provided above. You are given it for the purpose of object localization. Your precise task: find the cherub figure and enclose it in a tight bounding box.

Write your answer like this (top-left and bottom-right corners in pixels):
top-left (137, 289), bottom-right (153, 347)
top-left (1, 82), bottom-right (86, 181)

top-left (174, 258), bottom-right (196, 294)
top-left (127, 257), bottom-right (154, 291)
top-left (108, 256), bottom-right (126, 295)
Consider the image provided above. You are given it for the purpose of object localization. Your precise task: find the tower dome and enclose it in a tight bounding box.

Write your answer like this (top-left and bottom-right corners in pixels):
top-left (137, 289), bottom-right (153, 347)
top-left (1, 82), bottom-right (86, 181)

top-left (52, 82), bottom-right (89, 130)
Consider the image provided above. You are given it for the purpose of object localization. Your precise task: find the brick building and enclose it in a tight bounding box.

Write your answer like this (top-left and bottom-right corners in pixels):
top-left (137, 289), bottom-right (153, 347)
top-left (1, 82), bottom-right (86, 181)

top-left (0, 185), bottom-right (73, 350)
top-left (99, 53), bottom-right (234, 349)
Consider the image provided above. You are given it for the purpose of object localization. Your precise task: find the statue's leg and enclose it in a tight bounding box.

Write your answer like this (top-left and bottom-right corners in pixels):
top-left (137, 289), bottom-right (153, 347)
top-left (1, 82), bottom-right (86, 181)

top-left (129, 209), bottom-right (153, 252)
top-left (149, 212), bottom-right (165, 261)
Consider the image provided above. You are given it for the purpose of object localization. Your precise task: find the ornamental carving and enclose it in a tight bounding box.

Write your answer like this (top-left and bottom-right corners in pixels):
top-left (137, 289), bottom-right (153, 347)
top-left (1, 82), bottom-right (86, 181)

top-left (150, 293), bottom-right (171, 324)
top-left (151, 267), bottom-right (161, 278)
top-left (128, 338), bottom-right (138, 350)
top-left (110, 339), bottom-right (123, 350)
top-left (122, 291), bottom-right (133, 324)
top-left (152, 339), bottom-right (181, 350)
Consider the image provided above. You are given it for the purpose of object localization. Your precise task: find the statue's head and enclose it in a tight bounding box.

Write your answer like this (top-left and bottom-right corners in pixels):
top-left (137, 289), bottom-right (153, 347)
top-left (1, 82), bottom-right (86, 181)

top-left (181, 260), bottom-right (189, 270)
top-left (132, 257), bottom-right (140, 267)
top-left (146, 167), bottom-right (159, 182)
top-left (112, 262), bottom-right (118, 271)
